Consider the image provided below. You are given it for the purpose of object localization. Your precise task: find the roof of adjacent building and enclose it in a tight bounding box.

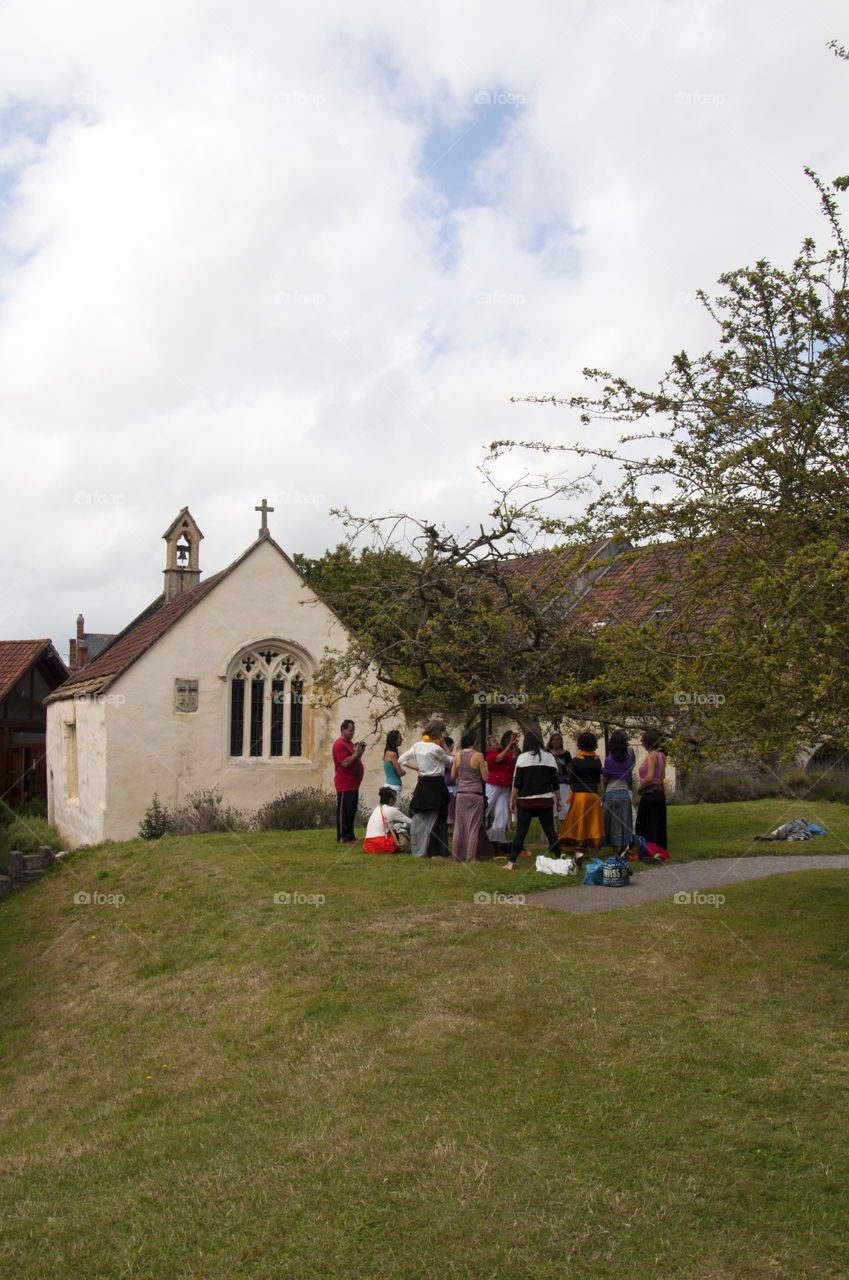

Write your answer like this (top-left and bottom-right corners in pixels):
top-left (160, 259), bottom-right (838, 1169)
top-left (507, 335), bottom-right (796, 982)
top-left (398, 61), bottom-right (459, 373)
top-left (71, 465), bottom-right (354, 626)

top-left (0, 640), bottom-right (69, 702)
top-left (77, 632), bottom-right (115, 660)
top-left (504, 537), bottom-right (632, 609)
top-left (498, 535), bottom-right (731, 631)
top-left (567, 540), bottom-right (730, 629)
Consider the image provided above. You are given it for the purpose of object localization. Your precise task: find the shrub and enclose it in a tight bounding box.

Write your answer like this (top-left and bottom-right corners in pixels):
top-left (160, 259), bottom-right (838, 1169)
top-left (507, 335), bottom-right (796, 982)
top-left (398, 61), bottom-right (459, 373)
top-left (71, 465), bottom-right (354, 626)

top-left (14, 797), bottom-right (48, 820)
top-left (139, 794), bottom-right (174, 841)
top-left (170, 790), bottom-right (249, 836)
top-left (786, 768), bottom-right (849, 804)
top-left (676, 763), bottom-right (849, 805)
top-left (677, 769), bottom-right (780, 804)
top-left (255, 787), bottom-right (338, 831)
top-left (5, 815), bottom-right (62, 854)
top-left (357, 798), bottom-right (372, 828)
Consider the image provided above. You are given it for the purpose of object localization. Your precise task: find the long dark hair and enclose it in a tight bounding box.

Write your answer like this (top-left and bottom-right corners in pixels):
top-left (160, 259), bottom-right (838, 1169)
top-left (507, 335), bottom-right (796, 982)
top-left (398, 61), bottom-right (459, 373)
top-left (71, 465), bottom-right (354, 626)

top-left (608, 729), bottom-right (630, 763)
top-left (384, 729), bottom-right (401, 754)
top-left (522, 731), bottom-right (543, 758)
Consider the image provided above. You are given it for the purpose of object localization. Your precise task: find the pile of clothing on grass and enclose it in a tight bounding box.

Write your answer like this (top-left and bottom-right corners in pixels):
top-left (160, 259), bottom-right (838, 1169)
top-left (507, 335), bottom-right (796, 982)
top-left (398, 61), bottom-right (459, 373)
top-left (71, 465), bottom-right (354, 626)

top-left (754, 819), bottom-right (826, 842)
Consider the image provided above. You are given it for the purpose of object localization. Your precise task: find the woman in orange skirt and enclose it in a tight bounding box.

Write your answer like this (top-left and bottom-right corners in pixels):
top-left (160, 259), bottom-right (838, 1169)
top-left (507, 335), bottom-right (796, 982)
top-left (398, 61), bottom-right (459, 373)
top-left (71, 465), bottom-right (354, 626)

top-left (559, 730), bottom-right (604, 867)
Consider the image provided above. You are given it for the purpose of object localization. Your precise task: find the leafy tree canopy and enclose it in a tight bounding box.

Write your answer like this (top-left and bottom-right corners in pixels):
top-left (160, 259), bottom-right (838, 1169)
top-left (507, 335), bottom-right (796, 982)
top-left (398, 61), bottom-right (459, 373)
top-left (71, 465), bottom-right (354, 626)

top-left (295, 471), bottom-right (604, 733)
top-left (298, 51), bottom-right (849, 765)
top-left (502, 170), bottom-right (849, 764)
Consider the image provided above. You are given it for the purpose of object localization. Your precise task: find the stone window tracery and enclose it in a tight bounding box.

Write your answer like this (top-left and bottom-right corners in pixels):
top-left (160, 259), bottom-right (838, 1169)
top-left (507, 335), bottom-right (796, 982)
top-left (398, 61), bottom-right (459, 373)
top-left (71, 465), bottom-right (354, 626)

top-left (228, 647), bottom-right (309, 760)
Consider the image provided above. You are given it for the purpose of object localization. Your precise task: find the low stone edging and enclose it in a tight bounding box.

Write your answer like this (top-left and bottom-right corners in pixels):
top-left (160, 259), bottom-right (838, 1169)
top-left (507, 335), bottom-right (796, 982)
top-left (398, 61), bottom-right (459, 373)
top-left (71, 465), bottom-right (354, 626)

top-left (0, 846), bottom-right (62, 899)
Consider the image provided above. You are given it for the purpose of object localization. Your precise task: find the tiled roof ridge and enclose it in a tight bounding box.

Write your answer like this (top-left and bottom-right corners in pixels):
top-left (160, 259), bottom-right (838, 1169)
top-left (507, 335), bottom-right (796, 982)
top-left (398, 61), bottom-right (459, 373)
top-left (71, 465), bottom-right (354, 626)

top-left (49, 572), bottom-right (225, 699)
top-left (0, 638), bottom-right (54, 652)
top-left (58, 595), bottom-right (170, 686)
top-left (0, 639), bottom-right (65, 702)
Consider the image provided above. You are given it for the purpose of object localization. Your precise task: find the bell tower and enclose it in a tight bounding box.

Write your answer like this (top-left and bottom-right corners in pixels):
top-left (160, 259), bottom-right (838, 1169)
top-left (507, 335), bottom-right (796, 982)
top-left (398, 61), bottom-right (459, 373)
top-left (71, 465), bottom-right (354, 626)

top-left (162, 508), bottom-right (203, 602)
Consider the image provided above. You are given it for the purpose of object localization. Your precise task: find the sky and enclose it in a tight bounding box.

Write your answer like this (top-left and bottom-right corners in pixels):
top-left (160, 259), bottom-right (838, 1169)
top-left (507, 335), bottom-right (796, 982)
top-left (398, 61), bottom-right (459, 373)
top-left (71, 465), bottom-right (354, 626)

top-left (0, 0), bottom-right (846, 663)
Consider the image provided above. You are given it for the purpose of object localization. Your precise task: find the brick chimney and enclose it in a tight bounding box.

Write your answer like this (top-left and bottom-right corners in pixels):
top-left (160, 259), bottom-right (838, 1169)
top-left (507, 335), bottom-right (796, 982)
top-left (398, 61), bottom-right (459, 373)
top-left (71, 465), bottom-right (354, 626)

top-left (69, 613), bottom-right (85, 671)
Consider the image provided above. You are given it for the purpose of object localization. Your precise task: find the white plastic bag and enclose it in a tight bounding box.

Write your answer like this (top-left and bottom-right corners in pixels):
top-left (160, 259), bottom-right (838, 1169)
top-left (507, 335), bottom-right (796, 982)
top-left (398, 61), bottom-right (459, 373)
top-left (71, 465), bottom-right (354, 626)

top-left (535, 855), bottom-right (576, 876)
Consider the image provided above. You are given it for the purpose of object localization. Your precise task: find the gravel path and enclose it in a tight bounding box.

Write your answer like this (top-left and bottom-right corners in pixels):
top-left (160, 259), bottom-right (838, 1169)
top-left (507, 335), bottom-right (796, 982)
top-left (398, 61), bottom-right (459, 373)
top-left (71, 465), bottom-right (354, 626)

top-left (524, 854), bottom-right (849, 914)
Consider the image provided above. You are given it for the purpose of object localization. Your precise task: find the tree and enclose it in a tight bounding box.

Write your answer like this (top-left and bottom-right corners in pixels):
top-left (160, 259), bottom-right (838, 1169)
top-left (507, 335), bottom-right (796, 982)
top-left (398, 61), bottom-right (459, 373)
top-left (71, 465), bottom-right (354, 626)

top-left (296, 468), bottom-right (603, 733)
top-left (505, 172), bottom-right (849, 763)
top-left (299, 48), bottom-right (849, 762)
top-left (293, 544), bottom-right (413, 635)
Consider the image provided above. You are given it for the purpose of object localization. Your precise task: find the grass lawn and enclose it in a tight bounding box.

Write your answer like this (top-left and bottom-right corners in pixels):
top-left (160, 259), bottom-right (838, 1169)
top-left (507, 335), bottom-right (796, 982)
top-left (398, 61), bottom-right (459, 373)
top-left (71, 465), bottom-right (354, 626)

top-left (1, 801), bottom-right (848, 1279)
top-left (669, 797), bottom-right (849, 861)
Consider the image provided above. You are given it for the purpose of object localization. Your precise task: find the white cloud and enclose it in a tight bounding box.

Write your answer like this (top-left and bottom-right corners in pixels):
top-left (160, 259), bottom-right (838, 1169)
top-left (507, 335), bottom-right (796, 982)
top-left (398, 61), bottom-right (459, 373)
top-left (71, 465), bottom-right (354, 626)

top-left (0, 0), bottom-right (846, 656)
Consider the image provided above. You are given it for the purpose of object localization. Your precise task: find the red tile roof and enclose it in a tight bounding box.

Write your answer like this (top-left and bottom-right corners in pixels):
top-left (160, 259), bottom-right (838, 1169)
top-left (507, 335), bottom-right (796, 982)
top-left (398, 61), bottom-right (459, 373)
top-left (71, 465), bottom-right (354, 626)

top-left (501, 538), bottom-right (641, 615)
top-left (48, 573), bottom-right (225, 700)
top-left (502, 537), bottom-right (731, 630)
top-left (0, 640), bottom-right (67, 702)
top-left (568, 541), bottom-right (730, 629)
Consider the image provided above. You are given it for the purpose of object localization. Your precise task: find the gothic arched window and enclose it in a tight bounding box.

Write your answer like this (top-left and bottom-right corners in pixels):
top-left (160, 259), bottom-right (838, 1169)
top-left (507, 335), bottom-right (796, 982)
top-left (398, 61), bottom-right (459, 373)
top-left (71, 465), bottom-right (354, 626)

top-left (228, 647), bottom-right (309, 760)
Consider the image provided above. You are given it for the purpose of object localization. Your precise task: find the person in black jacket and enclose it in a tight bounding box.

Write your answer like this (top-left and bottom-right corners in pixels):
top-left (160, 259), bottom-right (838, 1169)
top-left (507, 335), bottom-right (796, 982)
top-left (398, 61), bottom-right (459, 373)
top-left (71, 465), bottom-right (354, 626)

top-left (558, 729), bottom-right (605, 867)
top-left (505, 731), bottom-right (562, 870)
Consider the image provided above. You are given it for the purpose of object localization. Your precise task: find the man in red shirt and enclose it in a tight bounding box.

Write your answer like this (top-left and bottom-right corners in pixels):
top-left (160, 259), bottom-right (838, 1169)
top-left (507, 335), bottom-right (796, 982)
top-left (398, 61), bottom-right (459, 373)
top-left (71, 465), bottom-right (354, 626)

top-left (333, 719), bottom-right (365, 844)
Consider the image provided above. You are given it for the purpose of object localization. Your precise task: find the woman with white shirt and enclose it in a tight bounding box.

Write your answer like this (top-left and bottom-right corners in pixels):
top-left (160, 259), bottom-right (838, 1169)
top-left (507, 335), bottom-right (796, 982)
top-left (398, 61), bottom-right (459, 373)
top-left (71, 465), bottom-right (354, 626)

top-left (399, 719), bottom-right (453, 858)
top-left (362, 788), bottom-right (411, 853)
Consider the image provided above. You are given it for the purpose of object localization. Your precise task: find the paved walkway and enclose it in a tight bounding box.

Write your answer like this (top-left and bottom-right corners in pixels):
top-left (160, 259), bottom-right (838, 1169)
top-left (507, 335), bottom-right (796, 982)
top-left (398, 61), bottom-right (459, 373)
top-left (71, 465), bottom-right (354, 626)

top-left (524, 854), bottom-right (849, 914)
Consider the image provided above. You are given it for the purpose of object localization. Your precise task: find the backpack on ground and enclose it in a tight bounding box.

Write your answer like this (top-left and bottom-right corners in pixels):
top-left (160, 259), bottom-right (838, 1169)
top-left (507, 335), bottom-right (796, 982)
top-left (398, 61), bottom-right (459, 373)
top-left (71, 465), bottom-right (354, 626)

top-left (602, 855), bottom-right (632, 888)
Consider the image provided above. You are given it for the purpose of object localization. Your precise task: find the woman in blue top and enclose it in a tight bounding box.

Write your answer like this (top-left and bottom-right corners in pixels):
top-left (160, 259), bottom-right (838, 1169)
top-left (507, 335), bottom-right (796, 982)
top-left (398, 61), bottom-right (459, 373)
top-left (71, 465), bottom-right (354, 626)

top-left (383, 729), bottom-right (407, 803)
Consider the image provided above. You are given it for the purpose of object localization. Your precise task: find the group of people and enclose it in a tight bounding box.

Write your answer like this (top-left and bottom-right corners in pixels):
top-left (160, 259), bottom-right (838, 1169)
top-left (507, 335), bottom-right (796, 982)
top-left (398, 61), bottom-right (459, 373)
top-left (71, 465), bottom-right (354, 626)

top-left (332, 717), bottom-right (669, 865)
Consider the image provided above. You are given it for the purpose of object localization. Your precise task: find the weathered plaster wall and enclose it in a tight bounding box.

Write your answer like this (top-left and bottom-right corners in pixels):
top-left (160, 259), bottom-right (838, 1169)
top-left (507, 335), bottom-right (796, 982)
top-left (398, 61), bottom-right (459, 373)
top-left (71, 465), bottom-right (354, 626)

top-left (94, 540), bottom-right (389, 842)
top-left (47, 694), bottom-right (108, 847)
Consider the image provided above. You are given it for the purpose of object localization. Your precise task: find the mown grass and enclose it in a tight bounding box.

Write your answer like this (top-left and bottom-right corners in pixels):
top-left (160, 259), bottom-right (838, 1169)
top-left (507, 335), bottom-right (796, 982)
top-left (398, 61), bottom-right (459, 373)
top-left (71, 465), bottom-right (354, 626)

top-left (668, 797), bottom-right (849, 861)
top-left (1, 804), bottom-right (848, 1279)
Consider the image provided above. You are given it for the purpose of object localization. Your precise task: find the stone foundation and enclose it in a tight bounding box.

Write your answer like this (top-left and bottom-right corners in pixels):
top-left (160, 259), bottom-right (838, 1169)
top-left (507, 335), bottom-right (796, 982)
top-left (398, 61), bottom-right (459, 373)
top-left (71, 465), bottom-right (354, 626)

top-left (3, 846), bottom-right (59, 896)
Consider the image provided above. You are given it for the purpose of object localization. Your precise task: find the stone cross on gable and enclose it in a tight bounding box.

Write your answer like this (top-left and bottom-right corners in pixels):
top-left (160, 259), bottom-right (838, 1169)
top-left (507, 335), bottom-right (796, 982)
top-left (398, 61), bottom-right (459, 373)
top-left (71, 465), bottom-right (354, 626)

top-left (255, 498), bottom-right (274, 535)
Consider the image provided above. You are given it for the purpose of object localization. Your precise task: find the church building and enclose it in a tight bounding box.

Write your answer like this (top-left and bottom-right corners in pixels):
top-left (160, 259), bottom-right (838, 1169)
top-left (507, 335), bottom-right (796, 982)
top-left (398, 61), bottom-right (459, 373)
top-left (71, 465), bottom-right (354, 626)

top-left (46, 505), bottom-right (385, 847)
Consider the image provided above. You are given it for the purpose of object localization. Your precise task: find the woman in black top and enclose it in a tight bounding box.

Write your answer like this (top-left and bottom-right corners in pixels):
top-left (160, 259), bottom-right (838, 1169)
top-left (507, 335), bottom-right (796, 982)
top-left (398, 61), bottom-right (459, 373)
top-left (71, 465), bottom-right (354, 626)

top-left (505, 732), bottom-right (562, 870)
top-left (558, 729), bottom-right (605, 864)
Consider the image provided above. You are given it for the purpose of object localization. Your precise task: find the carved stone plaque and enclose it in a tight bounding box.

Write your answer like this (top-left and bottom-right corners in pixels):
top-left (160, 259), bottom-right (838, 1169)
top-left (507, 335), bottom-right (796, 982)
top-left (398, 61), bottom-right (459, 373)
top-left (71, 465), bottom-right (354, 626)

top-left (175, 679), bottom-right (199, 713)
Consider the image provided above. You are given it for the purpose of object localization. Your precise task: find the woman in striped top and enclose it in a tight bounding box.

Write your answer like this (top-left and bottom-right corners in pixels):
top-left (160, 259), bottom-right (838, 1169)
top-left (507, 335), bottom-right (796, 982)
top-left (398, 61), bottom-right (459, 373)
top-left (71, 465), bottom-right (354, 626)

top-left (505, 731), bottom-right (562, 871)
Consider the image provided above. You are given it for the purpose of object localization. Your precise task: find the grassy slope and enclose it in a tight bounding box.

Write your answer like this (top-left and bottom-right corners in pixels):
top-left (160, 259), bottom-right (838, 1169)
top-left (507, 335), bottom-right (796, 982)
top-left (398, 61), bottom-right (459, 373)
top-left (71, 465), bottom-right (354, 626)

top-left (668, 797), bottom-right (849, 860)
top-left (1, 803), bottom-right (848, 1280)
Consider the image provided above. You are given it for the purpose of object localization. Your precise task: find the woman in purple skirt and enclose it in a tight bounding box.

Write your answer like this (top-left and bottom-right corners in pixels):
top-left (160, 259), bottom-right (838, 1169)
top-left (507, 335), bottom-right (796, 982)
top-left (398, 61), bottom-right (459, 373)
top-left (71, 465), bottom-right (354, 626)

top-left (451, 728), bottom-right (490, 862)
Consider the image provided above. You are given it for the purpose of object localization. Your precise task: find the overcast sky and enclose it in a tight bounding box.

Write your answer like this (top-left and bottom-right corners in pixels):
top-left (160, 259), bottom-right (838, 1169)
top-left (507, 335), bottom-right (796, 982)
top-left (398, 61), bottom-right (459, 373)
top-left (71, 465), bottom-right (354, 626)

top-left (0, 0), bottom-right (846, 663)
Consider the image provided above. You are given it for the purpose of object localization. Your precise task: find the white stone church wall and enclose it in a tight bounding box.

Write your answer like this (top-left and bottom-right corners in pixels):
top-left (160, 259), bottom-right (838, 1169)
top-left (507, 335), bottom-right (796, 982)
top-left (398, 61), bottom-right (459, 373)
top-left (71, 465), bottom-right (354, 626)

top-left (47, 694), bottom-right (109, 847)
top-left (76, 539), bottom-right (387, 843)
